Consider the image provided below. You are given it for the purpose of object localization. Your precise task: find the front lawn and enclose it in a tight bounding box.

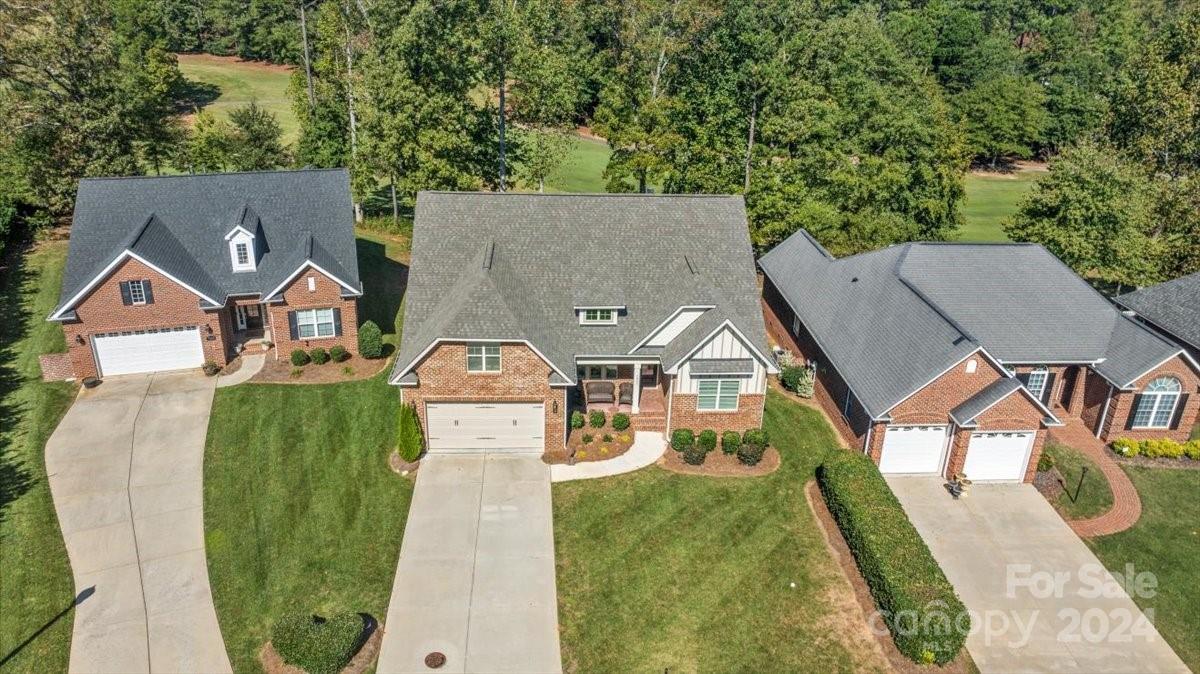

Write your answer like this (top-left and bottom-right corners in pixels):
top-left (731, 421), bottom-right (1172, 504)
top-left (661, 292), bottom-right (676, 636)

top-left (203, 373), bottom-right (411, 672)
top-left (959, 170), bottom-right (1040, 242)
top-left (0, 240), bottom-right (77, 673)
top-left (1088, 466), bottom-right (1200, 671)
top-left (553, 390), bottom-right (886, 673)
top-left (1043, 442), bottom-right (1113, 519)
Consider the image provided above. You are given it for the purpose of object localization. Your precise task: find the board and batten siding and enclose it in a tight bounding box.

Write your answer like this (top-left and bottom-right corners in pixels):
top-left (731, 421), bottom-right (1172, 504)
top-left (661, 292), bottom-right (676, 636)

top-left (675, 326), bottom-right (768, 394)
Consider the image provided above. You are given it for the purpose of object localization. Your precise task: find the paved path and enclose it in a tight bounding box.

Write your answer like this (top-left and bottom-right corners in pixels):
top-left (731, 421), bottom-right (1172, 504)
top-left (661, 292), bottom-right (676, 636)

top-left (888, 476), bottom-right (1187, 674)
top-left (550, 431), bottom-right (665, 482)
top-left (378, 454), bottom-right (562, 674)
top-left (46, 372), bottom-right (232, 674)
top-left (215, 352), bottom-right (265, 388)
top-left (1049, 415), bottom-right (1142, 537)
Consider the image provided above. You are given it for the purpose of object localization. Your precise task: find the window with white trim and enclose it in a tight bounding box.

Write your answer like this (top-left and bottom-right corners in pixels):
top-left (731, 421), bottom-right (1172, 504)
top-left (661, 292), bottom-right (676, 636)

top-left (296, 308), bottom-right (335, 338)
top-left (697, 379), bottom-right (739, 410)
top-left (235, 242), bottom-right (249, 266)
top-left (1131, 376), bottom-right (1181, 428)
top-left (1025, 367), bottom-right (1048, 400)
top-left (467, 344), bottom-right (501, 372)
top-left (577, 364), bottom-right (619, 379)
top-left (128, 280), bottom-right (146, 305)
top-left (581, 308), bottom-right (616, 325)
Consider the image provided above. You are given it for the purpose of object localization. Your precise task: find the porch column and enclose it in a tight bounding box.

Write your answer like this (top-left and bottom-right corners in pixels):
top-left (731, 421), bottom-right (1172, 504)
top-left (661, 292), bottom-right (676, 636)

top-left (632, 364), bottom-right (642, 414)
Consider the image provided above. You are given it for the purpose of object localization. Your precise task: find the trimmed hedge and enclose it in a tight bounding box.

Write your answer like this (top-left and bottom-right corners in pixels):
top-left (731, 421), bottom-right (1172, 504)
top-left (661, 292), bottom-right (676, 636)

top-left (736, 442), bottom-right (766, 466)
top-left (817, 450), bottom-right (969, 664)
top-left (671, 428), bottom-right (695, 451)
top-left (612, 413), bottom-right (630, 431)
top-left (358, 320), bottom-right (383, 359)
top-left (330, 345), bottom-right (348, 362)
top-left (721, 431), bottom-right (741, 454)
top-left (589, 410), bottom-right (606, 428)
top-left (290, 349), bottom-right (310, 366)
top-left (271, 612), bottom-right (366, 674)
top-left (309, 347), bottom-right (329, 365)
top-left (1111, 437), bottom-right (1200, 460)
top-left (697, 429), bottom-right (717, 452)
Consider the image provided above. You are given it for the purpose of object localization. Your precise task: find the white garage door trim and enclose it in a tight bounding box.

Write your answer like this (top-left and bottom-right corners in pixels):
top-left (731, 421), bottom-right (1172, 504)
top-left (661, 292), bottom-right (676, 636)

top-left (878, 425), bottom-right (950, 475)
top-left (426, 402), bottom-right (545, 454)
top-left (92, 326), bottom-right (205, 377)
top-left (964, 431), bottom-right (1035, 482)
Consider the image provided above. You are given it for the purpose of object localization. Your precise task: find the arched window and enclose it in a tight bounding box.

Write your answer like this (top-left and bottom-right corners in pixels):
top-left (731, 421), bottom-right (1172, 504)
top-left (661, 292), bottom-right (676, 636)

top-left (1131, 377), bottom-right (1182, 428)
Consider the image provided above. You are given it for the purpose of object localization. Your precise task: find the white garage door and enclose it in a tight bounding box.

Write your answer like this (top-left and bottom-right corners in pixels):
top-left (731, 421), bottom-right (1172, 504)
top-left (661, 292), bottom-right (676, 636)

top-left (964, 431), bottom-right (1035, 482)
top-left (426, 402), bottom-right (544, 453)
top-left (878, 425), bottom-right (950, 474)
top-left (93, 327), bottom-right (205, 377)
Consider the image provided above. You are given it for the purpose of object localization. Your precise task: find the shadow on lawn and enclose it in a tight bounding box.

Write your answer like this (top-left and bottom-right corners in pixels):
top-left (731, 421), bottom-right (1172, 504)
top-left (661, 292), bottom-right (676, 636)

top-left (0, 243), bottom-right (35, 529)
top-left (355, 237), bottom-right (407, 336)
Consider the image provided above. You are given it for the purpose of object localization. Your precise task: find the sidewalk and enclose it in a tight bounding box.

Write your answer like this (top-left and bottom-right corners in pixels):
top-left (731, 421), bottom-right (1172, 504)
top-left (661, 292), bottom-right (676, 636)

top-left (1048, 415), bottom-right (1142, 537)
top-left (550, 432), bottom-right (666, 482)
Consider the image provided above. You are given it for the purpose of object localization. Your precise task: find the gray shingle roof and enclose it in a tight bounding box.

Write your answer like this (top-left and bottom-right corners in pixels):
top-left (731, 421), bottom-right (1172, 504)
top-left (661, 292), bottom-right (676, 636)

top-left (53, 169), bottom-right (359, 315)
top-left (391, 192), bottom-right (772, 383)
top-left (949, 378), bottom-right (1022, 426)
top-left (760, 230), bottom-right (1192, 418)
top-left (1117, 271), bottom-right (1200, 353)
top-left (689, 358), bottom-right (755, 375)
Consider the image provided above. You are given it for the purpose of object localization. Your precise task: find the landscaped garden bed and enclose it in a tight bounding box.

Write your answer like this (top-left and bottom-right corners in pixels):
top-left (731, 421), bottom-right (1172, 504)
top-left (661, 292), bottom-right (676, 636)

top-left (546, 409), bottom-right (635, 464)
top-left (259, 612), bottom-right (381, 674)
top-left (1035, 442), bottom-right (1114, 519)
top-left (251, 321), bottom-right (391, 384)
top-left (655, 427), bottom-right (776, 476)
top-left (1109, 437), bottom-right (1200, 468)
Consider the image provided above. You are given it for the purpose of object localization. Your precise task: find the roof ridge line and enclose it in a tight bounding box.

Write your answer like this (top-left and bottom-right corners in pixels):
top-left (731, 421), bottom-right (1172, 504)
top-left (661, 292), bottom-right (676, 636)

top-left (416, 190), bottom-right (743, 199)
top-left (128, 213), bottom-right (157, 249)
top-left (894, 267), bottom-right (979, 347)
top-left (79, 167), bottom-right (348, 182)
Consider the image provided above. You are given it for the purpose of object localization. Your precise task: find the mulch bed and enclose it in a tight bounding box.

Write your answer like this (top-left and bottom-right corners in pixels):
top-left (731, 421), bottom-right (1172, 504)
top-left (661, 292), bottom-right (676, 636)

top-left (1110, 451), bottom-right (1200, 470)
top-left (544, 426), bottom-right (635, 464)
top-left (804, 481), bottom-right (976, 674)
top-left (657, 446), bottom-right (780, 477)
top-left (251, 354), bottom-right (390, 384)
top-left (1033, 468), bottom-right (1065, 501)
top-left (388, 451), bottom-right (420, 477)
top-left (258, 619), bottom-right (383, 674)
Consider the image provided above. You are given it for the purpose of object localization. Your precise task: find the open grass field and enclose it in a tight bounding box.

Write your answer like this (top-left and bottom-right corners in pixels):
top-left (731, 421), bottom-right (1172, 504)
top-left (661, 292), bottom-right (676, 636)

top-left (1043, 441), bottom-right (1114, 520)
top-left (177, 53), bottom-right (299, 144)
top-left (959, 171), bottom-right (1040, 242)
top-left (552, 390), bottom-right (888, 673)
top-left (0, 240), bottom-right (78, 673)
top-left (1089, 466), bottom-right (1200, 671)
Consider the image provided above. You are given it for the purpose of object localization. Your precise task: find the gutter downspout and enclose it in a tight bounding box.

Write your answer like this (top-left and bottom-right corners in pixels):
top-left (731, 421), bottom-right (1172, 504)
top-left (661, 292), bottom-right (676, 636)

top-left (863, 423), bottom-right (873, 455)
top-left (665, 375), bottom-right (675, 441)
top-left (1095, 384), bottom-right (1114, 439)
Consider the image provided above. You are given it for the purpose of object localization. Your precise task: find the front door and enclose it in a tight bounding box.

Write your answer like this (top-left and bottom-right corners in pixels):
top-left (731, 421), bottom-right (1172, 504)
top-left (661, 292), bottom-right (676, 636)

top-left (640, 364), bottom-right (659, 387)
top-left (235, 304), bottom-right (265, 331)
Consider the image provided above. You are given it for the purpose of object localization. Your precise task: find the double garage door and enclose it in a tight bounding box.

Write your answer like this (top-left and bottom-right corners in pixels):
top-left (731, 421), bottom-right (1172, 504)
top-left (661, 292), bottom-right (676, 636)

top-left (92, 327), bottom-right (205, 377)
top-left (878, 425), bottom-right (1033, 481)
top-left (426, 402), bottom-right (544, 454)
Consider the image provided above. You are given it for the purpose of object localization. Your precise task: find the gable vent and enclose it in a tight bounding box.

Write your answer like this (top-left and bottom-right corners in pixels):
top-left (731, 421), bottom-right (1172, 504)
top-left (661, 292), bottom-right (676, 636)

top-left (483, 241), bottom-right (495, 270)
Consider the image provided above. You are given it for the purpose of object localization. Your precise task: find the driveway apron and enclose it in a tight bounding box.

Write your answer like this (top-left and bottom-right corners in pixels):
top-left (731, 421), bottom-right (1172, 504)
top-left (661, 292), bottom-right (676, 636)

top-left (46, 371), bottom-right (231, 674)
top-left (377, 454), bottom-right (562, 674)
top-left (887, 476), bottom-right (1188, 674)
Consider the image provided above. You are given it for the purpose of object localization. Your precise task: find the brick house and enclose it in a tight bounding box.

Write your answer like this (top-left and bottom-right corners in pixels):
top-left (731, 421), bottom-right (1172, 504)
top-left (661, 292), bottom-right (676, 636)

top-left (760, 230), bottom-right (1200, 483)
top-left (389, 192), bottom-right (777, 455)
top-left (48, 169), bottom-right (362, 379)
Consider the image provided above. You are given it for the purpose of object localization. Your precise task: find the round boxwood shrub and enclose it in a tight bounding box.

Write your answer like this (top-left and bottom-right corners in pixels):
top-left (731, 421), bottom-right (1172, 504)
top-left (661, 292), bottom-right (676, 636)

top-left (290, 349), bottom-right (310, 366)
top-left (271, 612), bottom-right (366, 674)
top-left (671, 428), bottom-right (695, 452)
top-left (742, 428), bottom-right (769, 450)
top-left (309, 346), bottom-right (329, 365)
top-left (358, 320), bottom-right (383, 359)
top-left (737, 442), bottom-right (767, 466)
top-left (588, 410), bottom-right (606, 428)
top-left (330, 345), bottom-right (348, 362)
top-left (682, 443), bottom-right (707, 465)
top-left (611, 413), bottom-right (630, 431)
top-left (697, 429), bottom-right (718, 453)
top-left (570, 411), bottom-right (585, 429)
top-left (721, 431), bottom-right (741, 454)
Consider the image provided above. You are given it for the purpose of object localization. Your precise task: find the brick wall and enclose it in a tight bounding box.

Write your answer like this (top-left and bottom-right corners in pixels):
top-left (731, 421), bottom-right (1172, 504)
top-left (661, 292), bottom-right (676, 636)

top-left (61, 258), bottom-right (230, 379)
top-left (668, 392), bottom-right (765, 437)
top-left (889, 355), bottom-right (1005, 423)
top-left (265, 268), bottom-right (360, 360)
top-left (1100, 355), bottom-right (1200, 442)
top-left (1079, 369), bottom-right (1112, 434)
top-left (943, 389), bottom-right (1048, 483)
top-left (401, 342), bottom-right (567, 453)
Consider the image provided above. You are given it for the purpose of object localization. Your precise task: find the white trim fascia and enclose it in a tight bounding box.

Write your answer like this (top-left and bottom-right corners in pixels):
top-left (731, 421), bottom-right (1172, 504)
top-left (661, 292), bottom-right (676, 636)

top-left (48, 249), bottom-right (222, 320)
top-left (879, 347), bottom-right (1007, 417)
top-left (996, 359), bottom-right (1105, 365)
top-left (224, 225), bottom-right (256, 241)
top-left (952, 381), bottom-right (1062, 427)
top-left (664, 319), bottom-right (779, 375)
top-left (628, 305), bottom-right (716, 353)
top-left (1118, 350), bottom-right (1200, 389)
top-left (389, 337), bottom-right (574, 386)
top-left (264, 260), bottom-right (361, 299)
top-left (573, 305), bottom-right (626, 311)
top-left (576, 355), bottom-right (661, 364)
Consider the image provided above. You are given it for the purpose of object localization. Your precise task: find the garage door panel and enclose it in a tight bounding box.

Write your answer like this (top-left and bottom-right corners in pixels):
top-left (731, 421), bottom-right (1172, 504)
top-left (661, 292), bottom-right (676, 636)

top-left (93, 327), bottom-right (204, 377)
top-left (879, 425), bottom-right (949, 475)
top-left (964, 431), bottom-right (1034, 482)
top-left (427, 402), bottom-right (544, 453)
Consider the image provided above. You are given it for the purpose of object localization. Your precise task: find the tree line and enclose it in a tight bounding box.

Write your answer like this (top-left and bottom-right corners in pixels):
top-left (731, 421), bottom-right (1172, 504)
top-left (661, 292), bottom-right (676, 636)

top-left (1, 0), bottom-right (1195, 286)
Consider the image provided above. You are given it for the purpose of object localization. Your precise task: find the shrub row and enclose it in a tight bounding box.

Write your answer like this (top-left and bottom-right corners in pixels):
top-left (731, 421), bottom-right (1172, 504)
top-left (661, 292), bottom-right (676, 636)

top-left (671, 428), bottom-right (769, 466)
top-left (817, 450), bottom-right (969, 664)
top-left (1111, 437), bottom-right (1200, 460)
top-left (271, 612), bottom-right (366, 674)
top-left (571, 410), bottom-right (631, 431)
top-left (290, 345), bottom-right (348, 367)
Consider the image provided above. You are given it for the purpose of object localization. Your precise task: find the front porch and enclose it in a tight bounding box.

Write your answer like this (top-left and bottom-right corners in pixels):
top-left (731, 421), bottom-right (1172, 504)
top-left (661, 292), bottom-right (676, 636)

top-left (572, 360), bottom-right (667, 431)
top-left (228, 300), bottom-right (270, 355)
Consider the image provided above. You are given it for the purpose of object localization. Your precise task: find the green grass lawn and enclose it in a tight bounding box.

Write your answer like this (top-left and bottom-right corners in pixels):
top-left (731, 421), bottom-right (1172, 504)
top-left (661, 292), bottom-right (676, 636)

top-left (177, 53), bottom-right (299, 145)
top-left (1043, 442), bottom-right (1114, 520)
top-left (543, 135), bottom-right (611, 193)
top-left (553, 390), bottom-right (886, 673)
top-left (959, 171), bottom-right (1040, 242)
top-left (353, 228), bottom-right (409, 349)
top-left (0, 240), bottom-right (78, 673)
top-left (1088, 466), bottom-right (1200, 671)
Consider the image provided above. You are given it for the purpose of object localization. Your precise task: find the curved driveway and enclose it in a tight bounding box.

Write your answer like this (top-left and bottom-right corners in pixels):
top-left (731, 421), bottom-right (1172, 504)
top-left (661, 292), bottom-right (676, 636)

top-left (46, 372), bottom-right (231, 674)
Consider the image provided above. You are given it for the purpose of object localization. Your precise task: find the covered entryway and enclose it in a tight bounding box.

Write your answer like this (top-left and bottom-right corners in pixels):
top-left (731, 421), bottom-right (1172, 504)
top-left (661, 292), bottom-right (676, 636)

top-left (963, 431), bottom-right (1035, 481)
top-left (92, 326), bottom-right (205, 377)
top-left (426, 402), bottom-right (544, 453)
top-left (878, 425), bottom-right (949, 474)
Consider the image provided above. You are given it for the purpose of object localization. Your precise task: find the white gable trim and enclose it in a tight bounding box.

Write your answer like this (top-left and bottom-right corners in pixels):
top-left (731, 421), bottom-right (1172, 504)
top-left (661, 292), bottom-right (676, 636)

top-left (48, 249), bottom-right (222, 320)
top-left (664, 319), bottom-right (778, 375)
top-left (223, 224), bottom-right (256, 241)
top-left (389, 337), bottom-right (574, 386)
top-left (1118, 350), bottom-right (1200, 389)
top-left (628, 305), bottom-right (715, 353)
top-left (879, 347), bottom-right (1010, 418)
top-left (264, 260), bottom-right (361, 299)
top-left (952, 382), bottom-right (1062, 427)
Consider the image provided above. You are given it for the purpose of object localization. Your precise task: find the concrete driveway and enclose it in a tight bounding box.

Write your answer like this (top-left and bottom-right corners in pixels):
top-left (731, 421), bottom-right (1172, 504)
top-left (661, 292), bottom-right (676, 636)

top-left (377, 454), bottom-right (562, 674)
top-left (45, 372), bottom-right (231, 674)
top-left (888, 476), bottom-right (1188, 674)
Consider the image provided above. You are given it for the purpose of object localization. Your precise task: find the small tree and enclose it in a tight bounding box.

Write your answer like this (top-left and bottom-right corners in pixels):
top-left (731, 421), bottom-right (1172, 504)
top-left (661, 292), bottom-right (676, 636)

top-left (228, 100), bottom-right (289, 171)
top-left (397, 403), bottom-right (424, 462)
top-left (358, 320), bottom-right (383, 358)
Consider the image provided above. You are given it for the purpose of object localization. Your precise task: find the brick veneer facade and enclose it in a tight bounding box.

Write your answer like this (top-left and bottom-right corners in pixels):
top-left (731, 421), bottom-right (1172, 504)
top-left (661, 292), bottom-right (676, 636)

top-left (668, 391), bottom-right (765, 437)
top-left (400, 342), bottom-right (569, 453)
top-left (264, 268), bottom-right (360, 360)
top-left (1099, 354), bottom-right (1200, 442)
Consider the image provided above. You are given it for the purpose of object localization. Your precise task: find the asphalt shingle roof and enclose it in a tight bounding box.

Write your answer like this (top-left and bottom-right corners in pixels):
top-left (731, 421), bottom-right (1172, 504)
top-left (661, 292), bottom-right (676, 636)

top-left (1117, 271), bottom-right (1200, 352)
top-left (392, 192), bottom-right (772, 383)
top-left (949, 378), bottom-right (1023, 426)
top-left (54, 169), bottom-right (360, 315)
top-left (760, 230), bottom-right (1191, 419)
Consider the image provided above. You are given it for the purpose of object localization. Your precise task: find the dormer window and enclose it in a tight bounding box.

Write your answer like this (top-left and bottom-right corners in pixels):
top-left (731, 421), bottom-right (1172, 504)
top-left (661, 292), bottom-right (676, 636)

top-left (225, 225), bottom-right (257, 272)
top-left (577, 306), bottom-right (621, 325)
top-left (235, 242), bottom-right (250, 266)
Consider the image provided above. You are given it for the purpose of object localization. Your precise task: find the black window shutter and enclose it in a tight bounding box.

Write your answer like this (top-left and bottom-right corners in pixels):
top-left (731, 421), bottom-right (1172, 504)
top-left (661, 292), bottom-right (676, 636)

top-left (1170, 393), bottom-right (1189, 429)
top-left (119, 281), bottom-right (132, 305)
top-left (287, 311), bottom-right (299, 340)
top-left (1042, 373), bottom-right (1057, 404)
top-left (333, 308), bottom-right (343, 336)
top-left (1124, 394), bottom-right (1143, 430)
top-left (142, 279), bottom-right (154, 304)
